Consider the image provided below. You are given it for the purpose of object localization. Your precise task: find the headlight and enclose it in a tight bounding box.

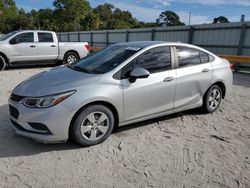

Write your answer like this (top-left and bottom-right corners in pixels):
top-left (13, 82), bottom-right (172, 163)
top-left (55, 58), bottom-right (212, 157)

top-left (22, 91), bottom-right (75, 108)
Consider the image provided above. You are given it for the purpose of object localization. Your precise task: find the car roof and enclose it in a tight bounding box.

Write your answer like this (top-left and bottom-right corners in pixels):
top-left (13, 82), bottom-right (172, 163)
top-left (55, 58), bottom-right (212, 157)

top-left (15, 30), bottom-right (53, 33)
top-left (114, 41), bottom-right (167, 48)
top-left (112, 41), bottom-right (217, 57)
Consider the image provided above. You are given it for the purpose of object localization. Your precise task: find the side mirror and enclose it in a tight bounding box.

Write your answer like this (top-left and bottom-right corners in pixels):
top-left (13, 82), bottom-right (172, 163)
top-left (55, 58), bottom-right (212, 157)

top-left (129, 67), bottom-right (150, 83)
top-left (10, 38), bottom-right (19, 45)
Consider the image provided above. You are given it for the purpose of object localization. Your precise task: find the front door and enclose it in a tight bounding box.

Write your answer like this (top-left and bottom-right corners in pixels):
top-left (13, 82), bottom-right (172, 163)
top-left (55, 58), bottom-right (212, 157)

top-left (121, 46), bottom-right (176, 122)
top-left (9, 32), bottom-right (37, 62)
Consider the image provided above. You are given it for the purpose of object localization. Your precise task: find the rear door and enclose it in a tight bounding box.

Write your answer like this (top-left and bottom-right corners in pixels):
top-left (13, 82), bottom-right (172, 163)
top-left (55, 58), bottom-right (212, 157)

top-left (174, 46), bottom-right (213, 111)
top-left (121, 46), bottom-right (176, 122)
top-left (35, 32), bottom-right (58, 61)
top-left (9, 32), bottom-right (37, 62)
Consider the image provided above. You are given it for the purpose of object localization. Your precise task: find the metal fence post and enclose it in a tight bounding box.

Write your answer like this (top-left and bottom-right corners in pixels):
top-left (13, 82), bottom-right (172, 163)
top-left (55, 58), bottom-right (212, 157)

top-left (106, 31), bottom-right (109, 46)
top-left (235, 23), bottom-right (247, 72)
top-left (78, 32), bottom-right (80, 42)
top-left (58, 33), bottom-right (61, 42)
top-left (67, 32), bottom-right (70, 42)
top-left (90, 32), bottom-right (93, 47)
top-left (188, 26), bottom-right (194, 44)
top-left (126, 30), bottom-right (129, 42)
top-left (151, 29), bottom-right (155, 41)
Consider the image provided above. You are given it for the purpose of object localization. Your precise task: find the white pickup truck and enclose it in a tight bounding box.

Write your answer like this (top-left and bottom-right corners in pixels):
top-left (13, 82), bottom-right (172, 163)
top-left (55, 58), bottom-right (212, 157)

top-left (0, 30), bottom-right (90, 70)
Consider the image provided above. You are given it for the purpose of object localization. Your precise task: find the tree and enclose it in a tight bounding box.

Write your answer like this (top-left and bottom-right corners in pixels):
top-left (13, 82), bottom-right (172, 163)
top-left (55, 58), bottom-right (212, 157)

top-left (81, 12), bottom-right (101, 30)
top-left (53, 0), bottom-right (91, 31)
top-left (0, 0), bottom-right (19, 32)
top-left (158, 10), bottom-right (185, 26)
top-left (93, 3), bottom-right (114, 29)
top-left (213, 16), bottom-right (229, 24)
top-left (0, 1), bottom-right (191, 33)
top-left (90, 4), bottom-right (139, 30)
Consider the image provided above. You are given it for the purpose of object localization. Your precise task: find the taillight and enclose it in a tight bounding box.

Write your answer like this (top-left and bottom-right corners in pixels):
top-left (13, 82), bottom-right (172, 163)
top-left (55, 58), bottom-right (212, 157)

top-left (85, 43), bottom-right (91, 51)
top-left (230, 64), bottom-right (234, 71)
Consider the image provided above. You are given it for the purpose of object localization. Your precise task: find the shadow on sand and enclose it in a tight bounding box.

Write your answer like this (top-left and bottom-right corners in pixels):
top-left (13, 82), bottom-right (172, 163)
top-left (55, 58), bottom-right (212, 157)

top-left (0, 103), bottom-right (204, 158)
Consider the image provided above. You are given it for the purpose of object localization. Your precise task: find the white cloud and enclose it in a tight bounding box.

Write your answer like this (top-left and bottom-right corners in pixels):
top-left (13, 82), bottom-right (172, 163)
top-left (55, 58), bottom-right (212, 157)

top-left (109, 1), bottom-right (162, 22)
top-left (177, 11), bottom-right (210, 25)
top-left (107, 1), bottom-right (211, 24)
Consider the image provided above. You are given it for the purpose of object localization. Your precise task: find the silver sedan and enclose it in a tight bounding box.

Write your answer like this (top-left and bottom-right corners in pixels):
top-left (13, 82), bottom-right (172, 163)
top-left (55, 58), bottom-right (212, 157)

top-left (9, 41), bottom-right (233, 146)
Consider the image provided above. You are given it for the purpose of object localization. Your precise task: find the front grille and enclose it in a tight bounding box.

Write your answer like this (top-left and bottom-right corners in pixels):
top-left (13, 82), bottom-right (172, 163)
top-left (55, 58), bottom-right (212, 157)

top-left (9, 105), bottom-right (20, 119)
top-left (10, 94), bottom-right (25, 102)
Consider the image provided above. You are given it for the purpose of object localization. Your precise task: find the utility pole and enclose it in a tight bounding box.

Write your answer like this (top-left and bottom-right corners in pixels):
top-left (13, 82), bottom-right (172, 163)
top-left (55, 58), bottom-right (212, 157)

top-left (188, 11), bottom-right (192, 26)
top-left (241, 15), bottom-right (245, 22)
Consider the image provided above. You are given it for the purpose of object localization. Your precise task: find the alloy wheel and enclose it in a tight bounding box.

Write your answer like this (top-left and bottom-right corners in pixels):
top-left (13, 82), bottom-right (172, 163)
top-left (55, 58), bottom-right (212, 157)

top-left (80, 111), bottom-right (109, 141)
top-left (208, 88), bottom-right (221, 110)
top-left (67, 55), bottom-right (77, 64)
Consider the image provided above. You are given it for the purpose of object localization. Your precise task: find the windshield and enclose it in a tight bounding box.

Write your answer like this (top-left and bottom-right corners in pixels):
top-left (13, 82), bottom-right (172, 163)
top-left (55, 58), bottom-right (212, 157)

top-left (68, 45), bottom-right (141, 74)
top-left (0, 31), bottom-right (19, 41)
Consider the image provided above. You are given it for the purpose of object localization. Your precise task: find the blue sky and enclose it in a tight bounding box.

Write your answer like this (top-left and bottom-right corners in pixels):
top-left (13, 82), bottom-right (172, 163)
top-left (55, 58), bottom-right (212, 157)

top-left (15, 0), bottom-right (250, 25)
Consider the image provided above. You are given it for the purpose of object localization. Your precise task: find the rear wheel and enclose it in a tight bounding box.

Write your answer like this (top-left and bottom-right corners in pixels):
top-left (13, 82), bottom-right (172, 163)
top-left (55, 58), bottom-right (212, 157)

top-left (0, 55), bottom-right (6, 71)
top-left (64, 52), bottom-right (79, 65)
top-left (71, 105), bottom-right (115, 146)
top-left (202, 85), bottom-right (222, 113)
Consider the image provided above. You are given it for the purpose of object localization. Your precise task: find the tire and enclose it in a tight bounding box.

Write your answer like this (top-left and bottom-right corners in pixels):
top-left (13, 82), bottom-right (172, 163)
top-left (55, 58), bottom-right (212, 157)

top-left (71, 105), bottom-right (115, 146)
top-left (63, 52), bottom-right (79, 65)
top-left (202, 85), bottom-right (222, 113)
top-left (0, 55), bottom-right (6, 71)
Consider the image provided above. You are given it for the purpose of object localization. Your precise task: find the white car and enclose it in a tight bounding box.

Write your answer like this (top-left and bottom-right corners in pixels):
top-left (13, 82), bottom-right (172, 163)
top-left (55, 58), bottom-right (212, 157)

top-left (9, 41), bottom-right (232, 146)
top-left (0, 30), bottom-right (90, 70)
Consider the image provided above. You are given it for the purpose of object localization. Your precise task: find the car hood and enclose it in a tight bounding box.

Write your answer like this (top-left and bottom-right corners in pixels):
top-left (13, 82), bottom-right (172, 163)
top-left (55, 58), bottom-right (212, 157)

top-left (12, 66), bottom-right (101, 96)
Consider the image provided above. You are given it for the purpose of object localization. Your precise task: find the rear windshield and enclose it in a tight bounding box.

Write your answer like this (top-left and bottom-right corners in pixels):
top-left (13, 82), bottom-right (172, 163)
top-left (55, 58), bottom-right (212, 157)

top-left (69, 45), bottom-right (141, 74)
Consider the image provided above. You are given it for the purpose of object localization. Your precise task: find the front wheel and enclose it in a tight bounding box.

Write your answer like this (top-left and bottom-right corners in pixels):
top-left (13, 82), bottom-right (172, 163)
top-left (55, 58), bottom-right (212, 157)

top-left (71, 105), bottom-right (115, 146)
top-left (202, 85), bottom-right (222, 113)
top-left (64, 52), bottom-right (79, 65)
top-left (0, 56), bottom-right (6, 71)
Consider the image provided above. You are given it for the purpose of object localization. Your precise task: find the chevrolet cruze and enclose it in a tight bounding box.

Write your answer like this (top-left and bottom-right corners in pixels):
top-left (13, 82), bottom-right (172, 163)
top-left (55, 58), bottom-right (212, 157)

top-left (9, 41), bottom-right (233, 146)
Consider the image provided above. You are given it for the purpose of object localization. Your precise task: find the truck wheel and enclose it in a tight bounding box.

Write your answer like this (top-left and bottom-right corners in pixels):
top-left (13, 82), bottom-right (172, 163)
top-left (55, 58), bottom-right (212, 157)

top-left (64, 52), bottom-right (79, 65)
top-left (0, 56), bottom-right (6, 71)
top-left (70, 105), bottom-right (115, 146)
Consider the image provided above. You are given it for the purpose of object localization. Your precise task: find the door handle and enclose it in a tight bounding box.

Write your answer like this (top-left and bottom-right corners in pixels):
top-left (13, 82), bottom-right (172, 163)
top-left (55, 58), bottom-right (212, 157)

top-left (202, 68), bottom-right (210, 73)
top-left (163, 77), bottom-right (174, 82)
top-left (30, 45), bottom-right (36, 48)
top-left (50, 45), bottom-right (56, 47)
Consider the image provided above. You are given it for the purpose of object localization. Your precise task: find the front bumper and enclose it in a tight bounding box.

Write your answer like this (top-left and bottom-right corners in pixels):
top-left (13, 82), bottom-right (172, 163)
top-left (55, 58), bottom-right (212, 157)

top-left (8, 98), bottom-right (75, 143)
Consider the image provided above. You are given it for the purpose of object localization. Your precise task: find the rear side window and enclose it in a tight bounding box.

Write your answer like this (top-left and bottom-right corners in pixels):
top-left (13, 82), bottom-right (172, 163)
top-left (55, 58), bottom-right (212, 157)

top-left (38, 32), bottom-right (54, 42)
top-left (176, 47), bottom-right (200, 67)
top-left (176, 47), bottom-right (212, 67)
top-left (12, 32), bottom-right (34, 43)
top-left (200, 51), bottom-right (209, 63)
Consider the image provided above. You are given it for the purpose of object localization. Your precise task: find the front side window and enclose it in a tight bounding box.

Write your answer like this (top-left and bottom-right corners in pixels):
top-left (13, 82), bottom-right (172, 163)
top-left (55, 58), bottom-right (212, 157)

top-left (11, 32), bottom-right (34, 44)
top-left (38, 32), bottom-right (54, 42)
top-left (134, 47), bottom-right (171, 73)
top-left (69, 45), bottom-right (141, 74)
top-left (120, 46), bottom-right (171, 79)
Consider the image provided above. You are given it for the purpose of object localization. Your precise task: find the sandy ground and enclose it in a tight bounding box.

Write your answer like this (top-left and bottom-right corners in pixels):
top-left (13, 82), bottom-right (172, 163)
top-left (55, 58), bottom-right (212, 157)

top-left (0, 66), bottom-right (249, 188)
